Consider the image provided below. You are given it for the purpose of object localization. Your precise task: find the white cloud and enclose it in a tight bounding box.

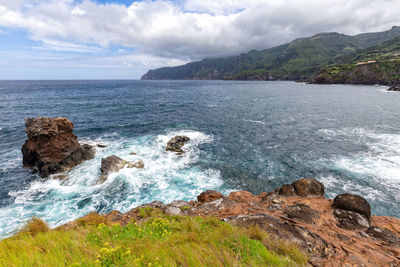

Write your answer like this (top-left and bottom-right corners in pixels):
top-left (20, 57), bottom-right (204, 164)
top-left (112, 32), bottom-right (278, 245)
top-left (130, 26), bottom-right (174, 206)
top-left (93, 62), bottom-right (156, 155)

top-left (0, 0), bottom-right (399, 78)
top-left (71, 6), bottom-right (86, 16)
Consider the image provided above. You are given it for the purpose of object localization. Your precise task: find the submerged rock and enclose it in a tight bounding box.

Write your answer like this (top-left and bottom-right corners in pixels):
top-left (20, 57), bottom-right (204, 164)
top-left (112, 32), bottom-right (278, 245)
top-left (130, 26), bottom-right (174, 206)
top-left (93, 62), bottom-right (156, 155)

top-left (166, 135), bottom-right (190, 153)
top-left (21, 117), bottom-right (95, 177)
top-left (98, 156), bottom-right (144, 183)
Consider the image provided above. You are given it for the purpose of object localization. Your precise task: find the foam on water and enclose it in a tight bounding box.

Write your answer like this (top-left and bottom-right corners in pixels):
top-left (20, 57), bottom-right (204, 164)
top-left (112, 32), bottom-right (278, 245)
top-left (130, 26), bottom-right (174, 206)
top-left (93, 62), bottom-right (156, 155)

top-left (0, 130), bottom-right (225, 238)
top-left (318, 128), bottom-right (400, 205)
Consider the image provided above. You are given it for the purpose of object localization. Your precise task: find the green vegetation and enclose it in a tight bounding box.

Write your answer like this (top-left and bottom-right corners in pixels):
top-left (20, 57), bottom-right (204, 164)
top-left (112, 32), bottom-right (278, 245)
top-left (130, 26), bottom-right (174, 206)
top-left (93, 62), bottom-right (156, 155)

top-left (313, 36), bottom-right (400, 84)
top-left (141, 26), bottom-right (400, 81)
top-left (0, 210), bottom-right (307, 266)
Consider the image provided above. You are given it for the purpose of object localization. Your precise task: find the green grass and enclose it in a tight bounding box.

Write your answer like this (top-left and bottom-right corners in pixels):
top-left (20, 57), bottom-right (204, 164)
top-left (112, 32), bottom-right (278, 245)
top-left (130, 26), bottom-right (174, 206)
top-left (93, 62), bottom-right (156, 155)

top-left (0, 212), bottom-right (307, 267)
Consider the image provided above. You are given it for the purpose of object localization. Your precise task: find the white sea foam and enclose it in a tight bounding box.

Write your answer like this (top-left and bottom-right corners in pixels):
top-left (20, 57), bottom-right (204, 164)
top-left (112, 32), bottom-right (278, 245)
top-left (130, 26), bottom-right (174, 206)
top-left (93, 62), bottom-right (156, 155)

top-left (318, 127), bottom-right (400, 204)
top-left (243, 119), bottom-right (266, 125)
top-left (0, 130), bottom-right (225, 238)
top-left (320, 127), bottom-right (400, 182)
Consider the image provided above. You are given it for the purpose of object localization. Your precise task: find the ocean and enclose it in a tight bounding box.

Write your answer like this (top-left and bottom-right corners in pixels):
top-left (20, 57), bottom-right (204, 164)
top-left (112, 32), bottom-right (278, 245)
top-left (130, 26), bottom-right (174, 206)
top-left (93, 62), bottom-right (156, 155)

top-left (0, 80), bottom-right (399, 237)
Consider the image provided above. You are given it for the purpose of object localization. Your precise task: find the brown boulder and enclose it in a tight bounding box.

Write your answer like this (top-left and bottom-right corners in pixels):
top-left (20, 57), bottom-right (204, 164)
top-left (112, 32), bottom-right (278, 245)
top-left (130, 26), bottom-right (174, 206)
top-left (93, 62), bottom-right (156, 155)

top-left (166, 136), bottom-right (190, 153)
top-left (292, 178), bottom-right (324, 197)
top-left (333, 193), bottom-right (371, 220)
top-left (279, 184), bottom-right (296, 196)
top-left (197, 190), bottom-right (223, 203)
top-left (99, 156), bottom-right (143, 183)
top-left (21, 117), bottom-right (95, 177)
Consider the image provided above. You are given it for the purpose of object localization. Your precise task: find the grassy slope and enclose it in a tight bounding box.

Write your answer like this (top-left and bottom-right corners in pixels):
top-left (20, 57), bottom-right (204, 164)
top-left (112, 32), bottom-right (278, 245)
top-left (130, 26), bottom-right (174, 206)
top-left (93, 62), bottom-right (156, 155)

top-left (141, 27), bottom-right (400, 80)
top-left (314, 36), bottom-right (400, 84)
top-left (0, 208), bottom-right (307, 267)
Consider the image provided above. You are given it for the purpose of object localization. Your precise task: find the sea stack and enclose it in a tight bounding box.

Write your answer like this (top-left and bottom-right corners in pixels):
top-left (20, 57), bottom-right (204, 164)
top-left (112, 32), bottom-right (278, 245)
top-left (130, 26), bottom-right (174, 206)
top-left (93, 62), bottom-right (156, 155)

top-left (21, 117), bottom-right (95, 177)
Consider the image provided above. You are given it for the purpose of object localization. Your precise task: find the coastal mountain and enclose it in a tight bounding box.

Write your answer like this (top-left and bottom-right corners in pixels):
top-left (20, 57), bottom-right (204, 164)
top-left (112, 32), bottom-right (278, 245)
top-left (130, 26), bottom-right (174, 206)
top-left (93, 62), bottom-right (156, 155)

top-left (313, 36), bottom-right (400, 85)
top-left (141, 26), bottom-right (400, 81)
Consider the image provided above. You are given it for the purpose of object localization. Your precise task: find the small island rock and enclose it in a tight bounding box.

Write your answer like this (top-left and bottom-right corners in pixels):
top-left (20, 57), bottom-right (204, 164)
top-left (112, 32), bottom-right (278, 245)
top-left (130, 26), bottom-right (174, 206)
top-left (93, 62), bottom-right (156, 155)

top-left (166, 136), bottom-right (190, 153)
top-left (21, 117), bottom-right (95, 177)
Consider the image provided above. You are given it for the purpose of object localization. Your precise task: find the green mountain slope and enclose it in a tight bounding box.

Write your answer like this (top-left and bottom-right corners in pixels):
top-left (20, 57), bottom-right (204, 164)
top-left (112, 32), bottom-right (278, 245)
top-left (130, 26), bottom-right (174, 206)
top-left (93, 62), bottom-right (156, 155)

top-left (141, 26), bottom-right (400, 81)
top-left (313, 36), bottom-right (400, 85)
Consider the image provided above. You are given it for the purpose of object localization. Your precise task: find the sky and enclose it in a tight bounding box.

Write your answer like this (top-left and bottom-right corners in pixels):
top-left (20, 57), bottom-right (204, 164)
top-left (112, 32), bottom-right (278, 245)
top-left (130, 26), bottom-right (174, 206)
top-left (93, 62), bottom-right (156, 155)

top-left (0, 0), bottom-right (399, 80)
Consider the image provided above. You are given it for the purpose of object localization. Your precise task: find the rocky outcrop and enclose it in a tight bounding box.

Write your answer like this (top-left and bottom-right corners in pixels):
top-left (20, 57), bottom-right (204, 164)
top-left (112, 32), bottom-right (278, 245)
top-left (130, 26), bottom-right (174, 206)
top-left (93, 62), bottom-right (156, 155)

top-left (333, 193), bottom-right (371, 220)
top-left (61, 178), bottom-right (400, 266)
top-left (165, 136), bottom-right (190, 153)
top-left (388, 85), bottom-right (400, 91)
top-left (98, 155), bottom-right (144, 183)
top-left (277, 178), bottom-right (325, 197)
top-left (312, 61), bottom-right (400, 85)
top-left (197, 190), bottom-right (224, 203)
top-left (21, 117), bottom-right (95, 177)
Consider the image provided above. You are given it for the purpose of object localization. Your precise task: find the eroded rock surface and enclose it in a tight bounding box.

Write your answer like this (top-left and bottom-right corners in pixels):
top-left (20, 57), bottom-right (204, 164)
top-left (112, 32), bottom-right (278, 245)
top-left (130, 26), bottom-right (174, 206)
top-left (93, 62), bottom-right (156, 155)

top-left (21, 117), bottom-right (95, 177)
top-left (62, 178), bottom-right (400, 266)
top-left (165, 136), bottom-right (190, 153)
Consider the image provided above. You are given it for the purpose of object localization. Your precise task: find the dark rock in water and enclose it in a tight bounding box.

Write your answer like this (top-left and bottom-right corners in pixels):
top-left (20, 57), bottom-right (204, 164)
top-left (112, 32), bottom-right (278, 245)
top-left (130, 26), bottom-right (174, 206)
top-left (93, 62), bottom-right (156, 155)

top-left (129, 152), bottom-right (137, 155)
top-left (197, 190), bottom-right (223, 203)
top-left (130, 160), bottom-right (144, 169)
top-left (387, 85), bottom-right (400, 91)
top-left (366, 226), bottom-right (400, 246)
top-left (21, 117), bottom-right (95, 178)
top-left (333, 193), bottom-right (371, 220)
top-left (334, 208), bottom-right (370, 230)
top-left (97, 144), bottom-right (106, 148)
top-left (166, 135), bottom-right (190, 153)
top-left (285, 204), bottom-right (320, 224)
top-left (291, 178), bottom-right (325, 197)
top-left (99, 155), bottom-right (143, 183)
top-left (279, 184), bottom-right (296, 196)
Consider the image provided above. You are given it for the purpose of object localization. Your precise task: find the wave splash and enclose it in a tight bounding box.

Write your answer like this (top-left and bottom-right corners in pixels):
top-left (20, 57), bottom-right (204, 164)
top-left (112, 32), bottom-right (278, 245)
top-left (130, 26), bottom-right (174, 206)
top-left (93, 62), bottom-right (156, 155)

top-left (317, 128), bottom-right (400, 211)
top-left (0, 130), bottom-right (224, 238)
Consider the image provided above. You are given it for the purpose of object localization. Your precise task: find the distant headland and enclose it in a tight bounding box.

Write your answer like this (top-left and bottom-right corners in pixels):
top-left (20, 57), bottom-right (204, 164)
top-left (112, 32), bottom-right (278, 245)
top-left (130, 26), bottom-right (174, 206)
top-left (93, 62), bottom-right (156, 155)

top-left (141, 26), bottom-right (400, 86)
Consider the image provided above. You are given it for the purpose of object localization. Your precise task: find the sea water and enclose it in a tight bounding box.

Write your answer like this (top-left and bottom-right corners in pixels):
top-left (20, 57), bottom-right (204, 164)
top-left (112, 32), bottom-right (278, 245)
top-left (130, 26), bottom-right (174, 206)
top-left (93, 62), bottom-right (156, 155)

top-left (0, 80), bottom-right (399, 237)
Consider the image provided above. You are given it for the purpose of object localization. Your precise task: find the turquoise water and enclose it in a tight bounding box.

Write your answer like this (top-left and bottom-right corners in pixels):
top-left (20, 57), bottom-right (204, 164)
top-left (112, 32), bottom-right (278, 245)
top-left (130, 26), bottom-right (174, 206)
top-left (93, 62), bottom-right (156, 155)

top-left (0, 80), bottom-right (399, 237)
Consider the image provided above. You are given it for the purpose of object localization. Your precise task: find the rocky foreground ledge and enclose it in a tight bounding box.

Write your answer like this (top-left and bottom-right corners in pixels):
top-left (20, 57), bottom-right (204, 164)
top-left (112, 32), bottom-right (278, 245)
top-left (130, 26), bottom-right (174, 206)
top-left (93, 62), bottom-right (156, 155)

top-left (60, 178), bottom-right (400, 267)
